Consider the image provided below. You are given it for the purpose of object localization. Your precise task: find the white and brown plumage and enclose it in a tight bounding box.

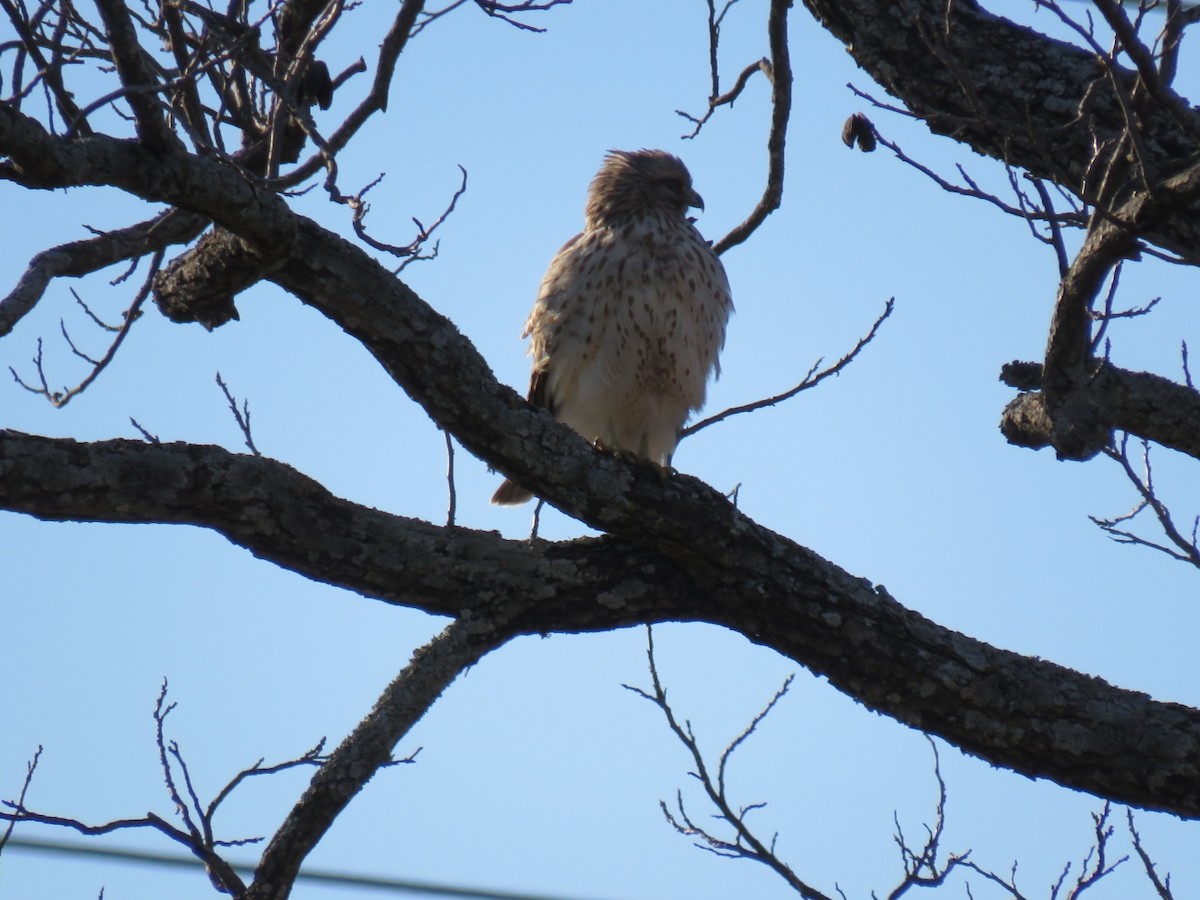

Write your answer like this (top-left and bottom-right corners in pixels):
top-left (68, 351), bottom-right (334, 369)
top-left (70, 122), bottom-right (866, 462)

top-left (493, 149), bottom-right (733, 505)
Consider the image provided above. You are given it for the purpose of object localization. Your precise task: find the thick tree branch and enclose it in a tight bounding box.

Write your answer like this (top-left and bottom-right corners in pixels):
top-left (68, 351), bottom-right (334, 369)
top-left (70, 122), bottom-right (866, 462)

top-left (0, 430), bottom-right (692, 626)
top-left (1038, 159), bottom-right (1200, 459)
top-left (1000, 362), bottom-right (1200, 461)
top-left (801, 0), bottom-right (1200, 259)
top-left (0, 104), bottom-right (295, 251)
top-left (4, 429), bottom-right (1200, 820)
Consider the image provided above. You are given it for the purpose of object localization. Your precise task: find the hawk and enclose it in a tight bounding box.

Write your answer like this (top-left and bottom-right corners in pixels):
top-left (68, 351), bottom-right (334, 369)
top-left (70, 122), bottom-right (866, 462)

top-left (492, 149), bottom-right (733, 505)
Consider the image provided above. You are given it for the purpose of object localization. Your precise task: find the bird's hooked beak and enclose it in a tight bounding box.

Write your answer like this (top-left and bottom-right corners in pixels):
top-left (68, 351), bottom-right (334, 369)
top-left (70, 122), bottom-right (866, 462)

top-left (689, 188), bottom-right (705, 212)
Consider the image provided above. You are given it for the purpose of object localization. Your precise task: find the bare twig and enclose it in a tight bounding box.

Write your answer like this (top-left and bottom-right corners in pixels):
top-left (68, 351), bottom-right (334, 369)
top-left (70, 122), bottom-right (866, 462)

top-left (885, 739), bottom-right (971, 899)
top-left (676, 0), bottom-right (753, 138)
top-left (956, 802), bottom-right (1124, 898)
top-left (848, 114), bottom-right (1087, 234)
top-left (530, 497), bottom-right (545, 540)
top-left (0, 745), bottom-right (42, 856)
top-left (678, 60), bottom-right (768, 138)
top-left (0, 0), bottom-right (93, 132)
top-left (0, 210), bottom-right (205, 338)
top-left (0, 680), bottom-right (335, 895)
top-left (624, 626), bottom-right (832, 900)
top-left (215, 371), bottom-right (260, 456)
top-left (1031, 176), bottom-right (1074, 276)
top-left (205, 740), bottom-right (333, 828)
top-left (681, 298), bottom-right (893, 440)
top-left (7, 249), bottom-right (162, 408)
top-left (1093, 434), bottom-right (1200, 568)
top-left (342, 165), bottom-right (468, 271)
top-left (1127, 809), bottom-right (1175, 900)
top-left (473, 0), bottom-right (573, 32)
top-left (443, 429), bottom-right (457, 527)
top-left (129, 417), bottom-right (161, 444)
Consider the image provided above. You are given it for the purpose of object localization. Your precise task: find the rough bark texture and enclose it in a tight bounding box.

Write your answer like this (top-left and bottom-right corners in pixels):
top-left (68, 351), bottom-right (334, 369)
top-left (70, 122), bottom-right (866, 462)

top-left (1002, 362), bottom-right (1200, 459)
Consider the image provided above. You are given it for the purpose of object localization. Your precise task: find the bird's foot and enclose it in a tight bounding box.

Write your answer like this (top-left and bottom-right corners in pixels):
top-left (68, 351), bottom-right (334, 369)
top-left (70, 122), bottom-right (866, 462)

top-left (592, 437), bottom-right (638, 464)
top-left (592, 438), bottom-right (675, 480)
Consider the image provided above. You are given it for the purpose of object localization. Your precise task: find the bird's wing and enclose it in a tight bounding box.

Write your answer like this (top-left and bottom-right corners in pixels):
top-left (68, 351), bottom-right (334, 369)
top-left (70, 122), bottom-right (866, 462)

top-left (522, 229), bottom-right (599, 415)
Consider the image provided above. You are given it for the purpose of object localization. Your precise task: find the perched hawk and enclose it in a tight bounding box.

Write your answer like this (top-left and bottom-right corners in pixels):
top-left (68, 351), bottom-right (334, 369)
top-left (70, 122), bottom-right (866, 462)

top-left (492, 149), bottom-right (733, 505)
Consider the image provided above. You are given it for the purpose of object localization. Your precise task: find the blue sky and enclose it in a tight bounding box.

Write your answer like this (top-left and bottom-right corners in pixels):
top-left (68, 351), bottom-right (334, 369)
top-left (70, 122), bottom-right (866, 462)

top-left (3, 2), bottom-right (1200, 898)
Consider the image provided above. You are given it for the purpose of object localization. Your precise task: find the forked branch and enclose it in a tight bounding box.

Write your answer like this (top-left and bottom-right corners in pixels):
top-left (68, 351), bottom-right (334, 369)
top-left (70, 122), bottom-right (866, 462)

top-left (0, 681), bottom-right (336, 896)
top-left (624, 627), bottom-right (832, 900)
top-left (1093, 434), bottom-right (1200, 569)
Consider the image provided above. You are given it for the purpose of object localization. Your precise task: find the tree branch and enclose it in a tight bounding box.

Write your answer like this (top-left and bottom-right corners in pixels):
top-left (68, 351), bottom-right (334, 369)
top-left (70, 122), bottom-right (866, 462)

top-left (245, 615), bottom-right (508, 900)
top-left (999, 361), bottom-right (1200, 462)
top-left (800, 0), bottom-right (1200, 259)
top-left (93, 0), bottom-right (179, 153)
top-left (0, 209), bottom-right (206, 338)
top-left (626, 630), bottom-right (830, 899)
top-left (713, 0), bottom-right (791, 256)
top-left (4, 429), bottom-right (1200, 819)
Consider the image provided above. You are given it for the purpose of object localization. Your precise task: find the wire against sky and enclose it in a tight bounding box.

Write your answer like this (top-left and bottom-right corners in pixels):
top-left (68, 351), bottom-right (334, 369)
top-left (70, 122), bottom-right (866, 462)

top-left (1, 836), bottom-right (609, 900)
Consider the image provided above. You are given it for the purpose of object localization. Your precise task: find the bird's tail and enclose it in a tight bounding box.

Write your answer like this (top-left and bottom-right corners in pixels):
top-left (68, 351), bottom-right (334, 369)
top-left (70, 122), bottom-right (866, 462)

top-left (491, 478), bottom-right (534, 505)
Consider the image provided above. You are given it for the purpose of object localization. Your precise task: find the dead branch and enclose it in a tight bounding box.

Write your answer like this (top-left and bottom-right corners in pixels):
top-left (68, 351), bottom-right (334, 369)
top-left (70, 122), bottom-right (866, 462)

top-left (883, 740), bottom-right (973, 898)
top-left (679, 55), bottom-right (766, 137)
top-left (341, 165), bottom-right (469, 271)
top-left (473, 0), bottom-right (573, 32)
top-left (956, 804), bottom-right (1125, 899)
top-left (624, 626), bottom-right (833, 900)
top-left (443, 429), bottom-right (458, 528)
top-left (849, 113), bottom-right (1087, 234)
top-left (678, 0), bottom-right (756, 138)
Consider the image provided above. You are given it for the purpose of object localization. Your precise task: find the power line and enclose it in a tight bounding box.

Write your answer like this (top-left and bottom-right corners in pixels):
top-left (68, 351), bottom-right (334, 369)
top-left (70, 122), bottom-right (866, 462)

top-left (2, 836), bottom-right (606, 900)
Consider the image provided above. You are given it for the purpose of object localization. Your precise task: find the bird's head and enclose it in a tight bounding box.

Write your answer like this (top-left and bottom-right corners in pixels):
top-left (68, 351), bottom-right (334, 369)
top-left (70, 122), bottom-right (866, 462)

top-left (586, 149), bottom-right (704, 226)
